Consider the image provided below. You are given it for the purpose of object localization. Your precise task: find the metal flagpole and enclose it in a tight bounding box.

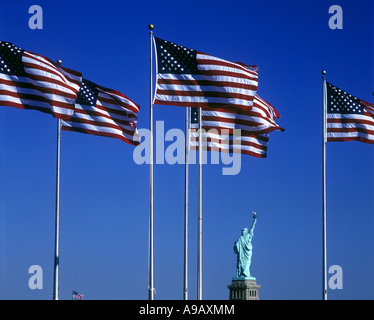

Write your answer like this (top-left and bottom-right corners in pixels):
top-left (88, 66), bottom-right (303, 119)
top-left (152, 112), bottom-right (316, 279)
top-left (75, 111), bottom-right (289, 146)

top-left (322, 70), bottom-right (327, 301)
top-left (184, 107), bottom-right (190, 300)
top-left (148, 24), bottom-right (155, 300)
top-left (53, 58), bottom-right (63, 300)
top-left (197, 108), bottom-right (203, 300)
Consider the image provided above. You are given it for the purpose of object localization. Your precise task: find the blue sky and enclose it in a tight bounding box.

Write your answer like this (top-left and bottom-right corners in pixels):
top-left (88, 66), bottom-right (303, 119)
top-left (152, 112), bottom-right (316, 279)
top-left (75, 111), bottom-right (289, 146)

top-left (0, 0), bottom-right (373, 300)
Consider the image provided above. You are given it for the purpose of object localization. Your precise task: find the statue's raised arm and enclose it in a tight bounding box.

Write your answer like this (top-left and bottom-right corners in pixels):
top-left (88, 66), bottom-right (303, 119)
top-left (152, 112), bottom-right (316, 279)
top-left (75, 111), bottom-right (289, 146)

top-left (248, 212), bottom-right (257, 237)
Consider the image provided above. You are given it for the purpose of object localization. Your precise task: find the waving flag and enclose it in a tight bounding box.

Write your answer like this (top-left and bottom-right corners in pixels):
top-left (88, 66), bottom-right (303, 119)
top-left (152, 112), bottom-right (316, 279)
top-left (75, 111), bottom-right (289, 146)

top-left (61, 78), bottom-right (140, 146)
top-left (190, 95), bottom-right (284, 158)
top-left (153, 37), bottom-right (258, 110)
top-left (72, 290), bottom-right (84, 300)
top-left (0, 41), bottom-right (82, 119)
top-left (326, 82), bottom-right (374, 144)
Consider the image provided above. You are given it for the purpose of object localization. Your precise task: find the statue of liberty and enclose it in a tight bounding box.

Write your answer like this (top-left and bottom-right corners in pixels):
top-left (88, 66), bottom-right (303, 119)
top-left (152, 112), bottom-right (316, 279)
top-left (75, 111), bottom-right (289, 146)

top-left (233, 212), bottom-right (257, 280)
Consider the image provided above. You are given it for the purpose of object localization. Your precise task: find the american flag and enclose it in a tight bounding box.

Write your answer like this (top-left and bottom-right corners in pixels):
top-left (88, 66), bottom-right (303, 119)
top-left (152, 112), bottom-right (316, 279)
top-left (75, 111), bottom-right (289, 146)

top-left (153, 37), bottom-right (258, 110)
top-left (190, 95), bottom-right (284, 158)
top-left (61, 78), bottom-right (140, 146)
top-left (0, 41), bottom-right (82, 119)
top-left (72, 290), bottom-right (84, 300)
top-left (326, 82), bottom-right (374, 144)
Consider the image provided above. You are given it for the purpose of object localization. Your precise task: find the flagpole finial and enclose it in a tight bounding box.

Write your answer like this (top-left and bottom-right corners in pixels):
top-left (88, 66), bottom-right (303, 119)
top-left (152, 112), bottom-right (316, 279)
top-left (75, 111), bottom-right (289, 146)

top-left (148, 24), bottom-right (154, 31)
top-left (321, 70), bottom-right (326, 76)
top-left (57, 59), bottom-right (62, 65)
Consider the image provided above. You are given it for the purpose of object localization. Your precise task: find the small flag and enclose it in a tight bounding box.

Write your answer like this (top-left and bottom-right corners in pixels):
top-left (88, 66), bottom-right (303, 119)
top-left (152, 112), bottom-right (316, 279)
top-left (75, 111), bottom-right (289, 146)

top-left (190, 95), bottom-right (284, 158)
top-left (72, 290), bottom-right (84, 300)
top-left (326, 82), bottom-right (374, 144)
top-left (61, 78), bottom-right (140, 146)
top-left (0, 41), bottom-right (82, 119)
top-left (153, 37), bottom-right (258, 110)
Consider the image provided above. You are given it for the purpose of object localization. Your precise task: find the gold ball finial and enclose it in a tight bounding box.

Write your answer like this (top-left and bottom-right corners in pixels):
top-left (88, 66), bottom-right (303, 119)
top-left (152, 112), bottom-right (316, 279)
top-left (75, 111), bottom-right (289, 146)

top-left (148, 24), bottom-right (154, 31)
top-left (321, 70), bottom-right (326, 75)
top-left (57, 59), bottom-right (62, 65)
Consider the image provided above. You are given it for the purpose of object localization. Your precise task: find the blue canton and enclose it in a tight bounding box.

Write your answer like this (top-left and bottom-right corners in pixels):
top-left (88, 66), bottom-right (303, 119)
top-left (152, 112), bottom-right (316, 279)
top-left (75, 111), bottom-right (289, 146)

top-left (327, 82), bottom-right (363, 114)
top-left (76, 78), bottom-right (98, 106)
top-left (154, 38), bottom-right (198, 74)
top-left (0, 41), bottom-right (26, 76)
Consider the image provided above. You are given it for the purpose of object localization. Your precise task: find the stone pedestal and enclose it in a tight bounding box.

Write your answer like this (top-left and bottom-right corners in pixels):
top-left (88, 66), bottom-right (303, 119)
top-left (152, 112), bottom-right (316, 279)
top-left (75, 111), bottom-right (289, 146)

top-left (227, 279), bottom-right (261, 300)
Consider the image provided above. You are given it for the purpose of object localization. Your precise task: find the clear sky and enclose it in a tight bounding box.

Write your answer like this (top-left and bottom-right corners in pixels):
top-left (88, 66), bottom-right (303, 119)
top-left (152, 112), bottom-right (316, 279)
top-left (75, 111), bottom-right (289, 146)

top-left (0, 0), bottom-right (373, 300)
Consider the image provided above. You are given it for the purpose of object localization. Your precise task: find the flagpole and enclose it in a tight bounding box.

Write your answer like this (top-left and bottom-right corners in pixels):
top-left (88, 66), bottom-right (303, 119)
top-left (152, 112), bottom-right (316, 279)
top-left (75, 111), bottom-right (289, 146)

top-left (197, 108), bottom-right (203, 300)
top-left (148, 24), bottom-right (155, 301)
top-left (53, 58), bottom-right (63, 300)
top-left (322, 70), bottom-right (327, 301)
top-left (184, 107), bottom-right (190, 300)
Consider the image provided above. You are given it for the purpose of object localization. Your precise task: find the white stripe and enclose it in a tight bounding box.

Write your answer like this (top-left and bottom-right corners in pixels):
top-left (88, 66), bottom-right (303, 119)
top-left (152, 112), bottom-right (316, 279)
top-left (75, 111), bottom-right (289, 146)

top-left (154, 93), bottom-right (255, 106)
top-left (156, 83), bottom-right (254, 96)
top-left (198, 63), bottom-right (257, 80)
top-left (0, 82), bottom-right (76, 105)
top-left (25, 52), bottom-right (81, 86)
top-left (201, 120), bottom-right (273, 133)
top-left (97, 93), bottom-right (139, 115)
top-left (93, 100), bottom-right (137, 121)
top-left (157, 73), bottom-right (258, 87)
top-left (327, 113), bottom-right (374, 121)
top-left (62, 120), bottom-right (137, 141)
top-left (201, 109), bottom-right (280, 131)
top-left (196, 53), bottom-right (258, 79)
top-left (327, 131), bottom-right (374, 140)
top-left (327, 114), bottom-right (374, 131)
top-left (0, 73), bottom-right (77, 96)
top-left (69, 114), bottom-right (136, 133)
top-left (0, 94), bottom-right (72, 114)
top-left (190, 139), bottom-right (266, 156)
top-left (327, 122), bottom-right (374, 131)
top-left (97, 91), bottom-right (139, 112)
top-left (190, 130), bottom-right (268, 145)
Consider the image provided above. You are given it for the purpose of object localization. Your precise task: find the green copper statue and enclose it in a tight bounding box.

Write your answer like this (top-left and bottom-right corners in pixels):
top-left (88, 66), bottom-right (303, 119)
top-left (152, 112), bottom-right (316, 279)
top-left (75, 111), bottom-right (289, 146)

top-left (233, 212), bottom-right (257, 280)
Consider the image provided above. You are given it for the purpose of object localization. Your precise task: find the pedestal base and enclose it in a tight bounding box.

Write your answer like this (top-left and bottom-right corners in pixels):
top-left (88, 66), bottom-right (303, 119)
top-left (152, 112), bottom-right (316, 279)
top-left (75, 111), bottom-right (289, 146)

top-left (227, 279), bottom-right (261, 300)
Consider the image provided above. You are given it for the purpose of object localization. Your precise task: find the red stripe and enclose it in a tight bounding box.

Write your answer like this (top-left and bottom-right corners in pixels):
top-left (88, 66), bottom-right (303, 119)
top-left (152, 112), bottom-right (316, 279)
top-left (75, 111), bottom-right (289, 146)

top-left (203, 114), bottom-right (284, 132)
top-left (190, 145), bottom-right (266, 158)
top-left (327, 127), bottom-right (374, 135)
top-left (197, 58), bottom-right (258, 78)
top-left (190, 131), bottom-right (268, 151)
top-left (157, 78), bottom-right (258, 91)
top-left (62, 125), bottom-right (139, 145)
top-left (327, 136), bottom-right (374, 144)
top-left (67, 116), bottom-right (136, 134)
top-left (85, 103), bottom-right (138, 120)
top-left (0, 78), bottom-right (78, 100)
top-left (0, 100), bottom-right (73, 120)
top-left (197, 69), bottom-right (257, 81)
top-left (197, 127), bottom-right (270, 142)
top-left (327, 117), bottom-right (374, 127)
top-left (252, 98), bottom-right (274, 119)
top-left (0, 89), bottom-right (74, 109)
top-left (24, 51), bottom-right (82, 87)
top-left (202, 115), bottom-right (262, 127)
top-left (154, 99), bottom-right (254, 110)
top-left (72, 108), bottom-right (137, 127)
top-left (23, 61), bottom-right (69, 84)
top-left (97, 96), bottom-right (139, 114)
top-left (202, 124), bottom-right (277, 135)
top-left (96, 86), bottom-right (141, 112)
top-left (24, 51), bottom-right (82, 78)
top-left (155, 89), bottom-right (255, 101)
top-left (21, 72), bottom-right (79, 94)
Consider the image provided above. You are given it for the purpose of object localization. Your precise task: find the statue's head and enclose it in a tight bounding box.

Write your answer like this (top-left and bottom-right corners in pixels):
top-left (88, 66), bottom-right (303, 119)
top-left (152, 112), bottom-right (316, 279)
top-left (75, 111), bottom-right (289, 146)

top-left (241, 228), bottom-right (248, 235)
